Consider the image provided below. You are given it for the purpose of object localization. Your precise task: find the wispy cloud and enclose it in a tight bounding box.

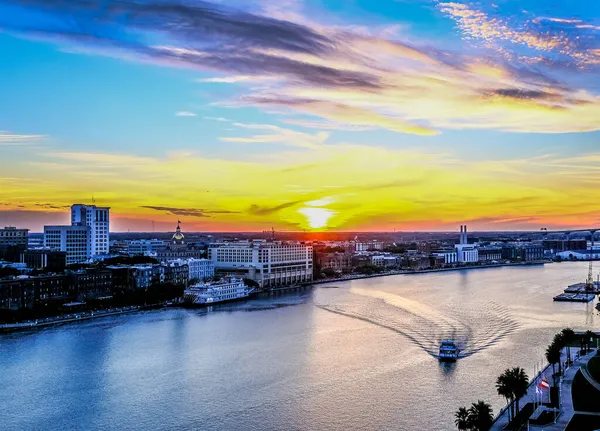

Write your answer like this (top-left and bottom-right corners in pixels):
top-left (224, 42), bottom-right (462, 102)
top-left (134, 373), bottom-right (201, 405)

top-left (2, 0), bottom-right (600, 137)
top-left (219, 122), bottom-right (330, 148)
top-left (0, 131), bottom-right (45, 146)
top-left (175, 111), bottom-right (196, 117)
top-left (197, 75), bottom-right (271, 83)
top-left (141, 205), bottom-right (239, 218)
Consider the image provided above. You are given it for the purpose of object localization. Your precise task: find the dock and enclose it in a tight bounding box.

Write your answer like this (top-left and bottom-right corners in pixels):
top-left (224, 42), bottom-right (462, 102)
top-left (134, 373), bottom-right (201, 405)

top-left (553, 293), bottom-right (595, 302)
top-left (565, 281), bottom-right (600, 294)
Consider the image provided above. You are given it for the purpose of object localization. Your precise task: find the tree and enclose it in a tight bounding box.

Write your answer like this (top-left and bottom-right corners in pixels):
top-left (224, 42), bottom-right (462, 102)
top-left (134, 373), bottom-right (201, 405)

top-left (553, 332), bottom-right (565, 375)
top-left (510, 367), bottom-right (529, 414)
top-left (322, 267), bottom-right (338, 278)
top-left (467, 401), bottom-right (494, 431)
top-left (454, 406), bottom-right (470, 431)
top-left (562, 328), bottom-right (575, 365)
top-left (455, 401), bottom-right (494, 431)
top-left (496, 370), bottom-right (514, 422)
top-left (583, 330), bottom-right (595, 353)
top-left (546, 342), bottom-right (561, 383)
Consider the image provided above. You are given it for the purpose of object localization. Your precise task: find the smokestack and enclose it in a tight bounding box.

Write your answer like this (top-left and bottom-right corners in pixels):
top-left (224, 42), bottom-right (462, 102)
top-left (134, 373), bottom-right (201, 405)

top-left (459, 225), bottom-right (464, 245)
top-left (464, 225), bottom-right (468, 244)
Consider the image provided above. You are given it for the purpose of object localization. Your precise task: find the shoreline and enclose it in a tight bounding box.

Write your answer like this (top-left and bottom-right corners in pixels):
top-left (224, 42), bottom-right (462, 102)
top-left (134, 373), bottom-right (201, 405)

top-left (0, 260), bottom-right (551, 331)
top-left (0, 304), bottom-right (162, 334)
top-left (308, 260), bottom-right (550, 287)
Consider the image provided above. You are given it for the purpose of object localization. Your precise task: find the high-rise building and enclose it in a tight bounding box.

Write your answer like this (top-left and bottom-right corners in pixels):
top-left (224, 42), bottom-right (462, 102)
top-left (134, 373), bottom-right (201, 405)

top-left (71, 204), bottom-right (110, 256)
top-left (44, 225), bottom-right (91, 265)
top-left (208, 240), bottom-right (313, 288)
top-left (43, 204), bottom-right (110, 265)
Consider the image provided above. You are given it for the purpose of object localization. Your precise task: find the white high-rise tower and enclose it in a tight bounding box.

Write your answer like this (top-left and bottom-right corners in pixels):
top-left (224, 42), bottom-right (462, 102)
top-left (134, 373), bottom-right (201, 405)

top-left (71, 204), bottom-right (110, 256)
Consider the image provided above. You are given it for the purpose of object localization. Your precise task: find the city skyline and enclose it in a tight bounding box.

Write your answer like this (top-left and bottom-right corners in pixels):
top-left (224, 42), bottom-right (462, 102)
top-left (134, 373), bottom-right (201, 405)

top-left (1, 0), bottom-right (600, 232)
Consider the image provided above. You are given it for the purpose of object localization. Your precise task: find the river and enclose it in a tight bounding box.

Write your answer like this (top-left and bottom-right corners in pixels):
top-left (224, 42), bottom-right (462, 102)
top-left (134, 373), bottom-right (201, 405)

top-left (0, 262), bottom-right (598, 430)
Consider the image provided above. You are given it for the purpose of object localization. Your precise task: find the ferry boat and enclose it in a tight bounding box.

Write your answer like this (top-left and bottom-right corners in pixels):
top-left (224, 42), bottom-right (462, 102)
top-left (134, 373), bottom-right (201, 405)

top-left (438, 340), bottom-right (459, 362)
top-left (183, 277), bottom-right (254, 307)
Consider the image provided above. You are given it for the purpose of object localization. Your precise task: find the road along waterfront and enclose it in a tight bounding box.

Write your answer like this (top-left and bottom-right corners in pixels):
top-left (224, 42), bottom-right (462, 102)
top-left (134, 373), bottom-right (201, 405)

top-left (0, 262), bottom-right (597, 430)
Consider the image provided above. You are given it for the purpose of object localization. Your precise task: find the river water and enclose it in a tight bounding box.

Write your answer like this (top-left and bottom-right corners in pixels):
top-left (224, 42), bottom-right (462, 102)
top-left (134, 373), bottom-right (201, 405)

top-left (1, 262), bottom-right (598, 431)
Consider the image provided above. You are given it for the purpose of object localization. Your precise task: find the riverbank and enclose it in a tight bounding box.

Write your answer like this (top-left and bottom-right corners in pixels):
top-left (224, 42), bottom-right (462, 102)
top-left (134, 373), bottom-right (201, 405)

top-left (0, 304), bottom-right (164, 333)
top-left (310, 260), bottom-right (550, 287)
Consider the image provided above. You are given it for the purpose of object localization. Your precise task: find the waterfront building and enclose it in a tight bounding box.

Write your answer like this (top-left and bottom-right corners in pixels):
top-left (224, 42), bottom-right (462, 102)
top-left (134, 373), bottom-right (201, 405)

top-left (208, 240), bottom-right (312, 288)
top-left (477, 246), bottom-right (502, 262)
top-left (44, 225), bottom-right (91, 265)
top-left (433, 250), bottom-right (458, 265)
top-left (314, 251), bottom-right (353, 276)
top-left (371, 254), bottom-right (400, 268)
top-left (0, 275), bottom-right (70, 311)
top-left (517, 243), bottom-right (545, 261)
top-left (543, 239), bottom-right (587, 252)
top-left (156, 222), bottom-right (204, 262)
top-left (70, 269), bottom-right (112, 301)
top-left (163, 261), bottom-right (189, 286)
top-left (71, 204), bottom-right (110, 256)
top-left (167, 258), bottom-right (214, 282)
top-left (455, 225), bottom-right (478, 263)
top-left (20, 249), bottom-right (67, 271)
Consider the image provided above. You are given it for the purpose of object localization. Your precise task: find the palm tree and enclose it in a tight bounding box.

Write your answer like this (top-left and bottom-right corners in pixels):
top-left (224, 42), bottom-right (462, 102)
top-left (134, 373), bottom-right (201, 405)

top-left (467, 400), bottom-right (494, 431)
top-left (455, 406), bottom-right (470, 431)
top-left (546, 342), bottom-right (561, 383)
top-left (510, 367), bottom-right (529, 414)
top-left (583, 330), bottom-right (595, 353)
top-left (496, 369), bottom-right (514, 421)
top-left (562, 328), bottom-right (575, 364)
top-left (553, 332), bottom-right (565, 375)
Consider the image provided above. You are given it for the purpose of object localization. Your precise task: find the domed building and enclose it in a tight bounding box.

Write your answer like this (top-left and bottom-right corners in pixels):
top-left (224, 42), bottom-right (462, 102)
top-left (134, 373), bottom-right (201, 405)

top-left (156, 220), bottom-right (204, 262)
top-left (172, 220), bottom-right (185, 246)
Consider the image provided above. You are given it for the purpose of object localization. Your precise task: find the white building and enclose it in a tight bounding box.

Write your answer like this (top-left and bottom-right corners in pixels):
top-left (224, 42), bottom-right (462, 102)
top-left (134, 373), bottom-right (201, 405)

top-left (71, 204), bottom-right (110, 256)
top-left (455, 225), bottom-right (478, 263)
top-left (127, 239), bottom-right (166, 255)
top-left (208, 240), bottom-right (312, 288)
top-left (44, 225), bottom-right (91, 265)
top-left (434, 250), bottom-right (458, 264)
top-left (167, 258), bottom-right (215, 282)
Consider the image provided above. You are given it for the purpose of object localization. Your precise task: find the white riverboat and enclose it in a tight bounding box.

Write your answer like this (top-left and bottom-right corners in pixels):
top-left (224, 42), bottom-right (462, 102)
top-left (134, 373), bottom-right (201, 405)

top-left (183, 277), bottom-right (254, 307)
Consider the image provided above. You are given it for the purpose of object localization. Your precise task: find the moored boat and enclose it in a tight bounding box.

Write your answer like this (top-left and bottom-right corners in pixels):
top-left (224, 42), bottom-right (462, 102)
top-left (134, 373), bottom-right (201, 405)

top-left (183, 277), bottom-right (254, 307)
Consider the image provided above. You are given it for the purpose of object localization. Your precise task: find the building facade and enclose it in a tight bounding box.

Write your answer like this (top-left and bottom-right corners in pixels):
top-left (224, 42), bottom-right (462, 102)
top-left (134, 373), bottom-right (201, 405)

top-left (71, 204), bottom-right (110, 256)
top-left (0, 227), bottom-right (29, 249)
top-left (20, 250), bottom-right (67, 271)
top-left (156, 223), bottom-right (204, 262)
top-left (478, 247), bottom-right (502, 262)
top-left (126, 239), bottom-right (166, 255)
top-left (208, 240), bottom-right (313, 288)
top-left (168, 258), bottom-right (214, 282)
top-left (44, 225), bottom-right (91, 265)
top-left (434, 250), bottom-right (458, 264)
top-left (455, 225), bottom-right (478, 263)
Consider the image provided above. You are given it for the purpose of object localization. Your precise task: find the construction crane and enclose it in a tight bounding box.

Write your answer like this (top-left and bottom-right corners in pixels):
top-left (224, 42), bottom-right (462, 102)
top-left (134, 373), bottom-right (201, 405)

top-left (586, 256), bottom-right (594, 292)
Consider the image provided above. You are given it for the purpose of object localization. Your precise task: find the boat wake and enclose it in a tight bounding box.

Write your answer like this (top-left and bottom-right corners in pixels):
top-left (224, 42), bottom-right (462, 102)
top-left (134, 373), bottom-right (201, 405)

top-left (315, 287), bottom-right (519, 359)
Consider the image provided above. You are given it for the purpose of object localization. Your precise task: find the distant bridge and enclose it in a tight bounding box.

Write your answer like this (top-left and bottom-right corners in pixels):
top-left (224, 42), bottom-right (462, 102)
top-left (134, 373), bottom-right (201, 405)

top-left (539, 228), bottom-right (600, 247)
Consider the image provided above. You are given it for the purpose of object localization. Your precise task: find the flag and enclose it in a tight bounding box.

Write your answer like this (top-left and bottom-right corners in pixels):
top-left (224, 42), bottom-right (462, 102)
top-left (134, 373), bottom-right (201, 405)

top-left (539, 378), bottom-right (550, 389)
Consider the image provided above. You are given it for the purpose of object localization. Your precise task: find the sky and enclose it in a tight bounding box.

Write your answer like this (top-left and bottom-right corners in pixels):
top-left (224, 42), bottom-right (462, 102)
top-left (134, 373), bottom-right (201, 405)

top-left (0, 0), bottom-right (599, 233)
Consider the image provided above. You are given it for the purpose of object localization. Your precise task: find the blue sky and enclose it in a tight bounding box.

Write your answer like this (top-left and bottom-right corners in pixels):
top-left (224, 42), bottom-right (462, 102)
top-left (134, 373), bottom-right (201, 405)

top-left (0, 0), bottom-right (599, 231)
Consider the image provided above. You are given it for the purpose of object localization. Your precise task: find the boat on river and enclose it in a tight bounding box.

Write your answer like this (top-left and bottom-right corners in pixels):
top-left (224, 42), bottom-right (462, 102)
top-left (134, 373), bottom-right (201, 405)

top-left (183, 277), bottom-right (254, 307)
top-left (438, 340), bottom-right (459, 362)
